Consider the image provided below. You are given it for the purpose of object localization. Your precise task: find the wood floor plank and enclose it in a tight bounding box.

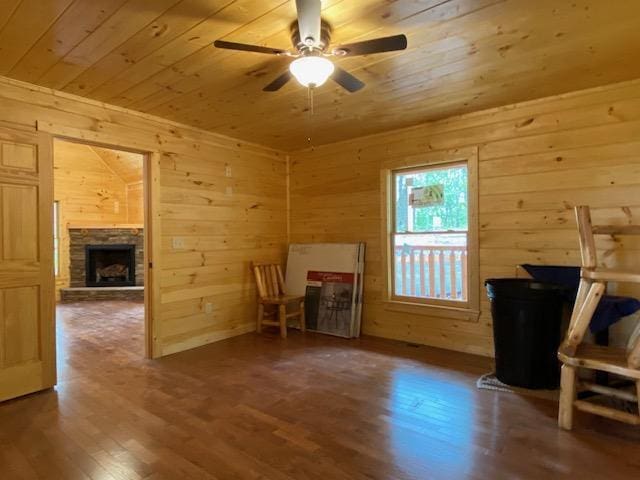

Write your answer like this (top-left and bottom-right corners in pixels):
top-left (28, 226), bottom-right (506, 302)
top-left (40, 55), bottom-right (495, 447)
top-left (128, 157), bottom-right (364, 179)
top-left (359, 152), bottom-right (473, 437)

top-left (1, 300), bottom-right (639, 479)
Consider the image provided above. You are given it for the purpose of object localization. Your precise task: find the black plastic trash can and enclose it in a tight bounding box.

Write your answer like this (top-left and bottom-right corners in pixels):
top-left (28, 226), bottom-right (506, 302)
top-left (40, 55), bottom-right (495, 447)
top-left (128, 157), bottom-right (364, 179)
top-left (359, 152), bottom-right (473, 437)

top-left (485, 278), bottom-right (566, 389)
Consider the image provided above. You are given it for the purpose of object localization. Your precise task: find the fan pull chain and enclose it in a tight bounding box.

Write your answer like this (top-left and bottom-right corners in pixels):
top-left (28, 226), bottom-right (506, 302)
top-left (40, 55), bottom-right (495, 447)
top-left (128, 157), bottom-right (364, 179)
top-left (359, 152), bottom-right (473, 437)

top-left (308, 86), bottom-right (315, 115)
top-left (307, 86), bottom-right (315, 148)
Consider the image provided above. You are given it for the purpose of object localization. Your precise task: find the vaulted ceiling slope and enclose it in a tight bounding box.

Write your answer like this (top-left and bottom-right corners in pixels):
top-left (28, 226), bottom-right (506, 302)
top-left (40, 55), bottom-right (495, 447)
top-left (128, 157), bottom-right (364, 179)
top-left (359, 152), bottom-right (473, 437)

top-left (1, 0), bottom-right (639, 150)
top-left (90, 146), bottom-right (144, 185)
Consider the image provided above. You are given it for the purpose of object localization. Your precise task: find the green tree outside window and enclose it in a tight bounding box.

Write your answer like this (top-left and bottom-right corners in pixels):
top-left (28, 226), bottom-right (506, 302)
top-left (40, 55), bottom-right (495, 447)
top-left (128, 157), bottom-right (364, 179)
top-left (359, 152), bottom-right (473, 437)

top-left (396, 165), bottom-right (468, 232)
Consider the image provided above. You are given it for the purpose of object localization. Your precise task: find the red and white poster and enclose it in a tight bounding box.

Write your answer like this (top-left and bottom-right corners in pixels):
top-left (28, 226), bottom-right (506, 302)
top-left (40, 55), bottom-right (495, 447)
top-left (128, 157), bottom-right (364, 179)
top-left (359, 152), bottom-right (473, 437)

top-left (285, 243), bottom-right (365, 338)
top-left (305, 271), bottom-right (355, 337)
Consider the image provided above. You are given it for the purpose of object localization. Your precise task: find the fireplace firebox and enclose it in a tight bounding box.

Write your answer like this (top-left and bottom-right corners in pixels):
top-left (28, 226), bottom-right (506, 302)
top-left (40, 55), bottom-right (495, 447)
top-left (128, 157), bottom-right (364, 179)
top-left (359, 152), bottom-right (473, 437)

top-left (85, 244), bottom-right (136, 287)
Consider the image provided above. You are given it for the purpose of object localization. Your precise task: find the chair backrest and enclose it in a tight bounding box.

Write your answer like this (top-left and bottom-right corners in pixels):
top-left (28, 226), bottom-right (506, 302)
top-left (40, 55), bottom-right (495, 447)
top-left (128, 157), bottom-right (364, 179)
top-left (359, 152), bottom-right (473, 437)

top-left (252, 263), bottom-right (286, 299)
top-left (575, 205), bottom-right (640, 273)
top-left (575, 206), bottom-right (598, 269)
top-left (574, 206), bottom-right (640, 367)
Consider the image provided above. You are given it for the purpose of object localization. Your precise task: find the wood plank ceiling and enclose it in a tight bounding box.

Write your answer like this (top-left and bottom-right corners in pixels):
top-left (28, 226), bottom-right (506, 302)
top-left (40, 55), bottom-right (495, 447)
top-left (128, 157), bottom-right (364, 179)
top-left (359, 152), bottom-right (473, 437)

top-left (0, 0), bottom-right (639, 150)
top-left (90, 146), bottom-right (144, 184)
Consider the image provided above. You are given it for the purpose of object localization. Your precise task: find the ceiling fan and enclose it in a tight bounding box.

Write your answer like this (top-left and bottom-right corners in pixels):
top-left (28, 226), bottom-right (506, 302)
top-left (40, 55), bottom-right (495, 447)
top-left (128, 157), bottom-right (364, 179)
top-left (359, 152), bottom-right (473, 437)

top-left (213, 0), bottom-right (408, 93)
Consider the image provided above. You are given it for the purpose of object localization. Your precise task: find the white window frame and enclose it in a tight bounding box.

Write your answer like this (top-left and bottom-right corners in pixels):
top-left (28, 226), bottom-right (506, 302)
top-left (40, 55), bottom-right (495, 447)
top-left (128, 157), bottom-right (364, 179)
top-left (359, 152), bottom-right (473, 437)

top-left (381, 148), bottom-right (479, 321)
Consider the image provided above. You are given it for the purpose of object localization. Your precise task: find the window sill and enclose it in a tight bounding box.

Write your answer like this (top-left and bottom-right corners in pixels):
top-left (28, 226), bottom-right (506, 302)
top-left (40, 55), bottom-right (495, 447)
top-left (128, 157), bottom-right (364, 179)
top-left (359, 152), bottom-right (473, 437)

top-left (383, 300), bottom-right (480, 323)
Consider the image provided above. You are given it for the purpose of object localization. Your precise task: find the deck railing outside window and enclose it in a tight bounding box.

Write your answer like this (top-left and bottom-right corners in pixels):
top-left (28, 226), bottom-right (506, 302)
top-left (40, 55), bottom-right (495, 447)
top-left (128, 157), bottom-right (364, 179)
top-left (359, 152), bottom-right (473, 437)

top-left (394, 244), bottom-right (468, 301)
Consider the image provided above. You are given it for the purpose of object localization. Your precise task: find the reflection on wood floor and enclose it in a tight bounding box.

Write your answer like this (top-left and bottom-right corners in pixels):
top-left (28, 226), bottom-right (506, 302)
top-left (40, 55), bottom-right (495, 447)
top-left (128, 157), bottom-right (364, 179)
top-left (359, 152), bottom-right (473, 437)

top-left (1, 301), bottom-right (639, 479)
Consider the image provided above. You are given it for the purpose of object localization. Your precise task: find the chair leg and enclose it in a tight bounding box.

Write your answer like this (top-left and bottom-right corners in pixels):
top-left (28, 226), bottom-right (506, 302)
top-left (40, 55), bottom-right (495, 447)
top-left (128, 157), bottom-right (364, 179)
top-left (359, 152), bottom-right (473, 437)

top-left (559, 282), bottom-right (605, 356)
top-left (558, 364), bottom-right (577, 430)
top-left (299, 301), bottom-right (306, 332)
top-left (256, 304), bottom-right (264, 333)
top-left (279, 304), bottom-right (287, 339)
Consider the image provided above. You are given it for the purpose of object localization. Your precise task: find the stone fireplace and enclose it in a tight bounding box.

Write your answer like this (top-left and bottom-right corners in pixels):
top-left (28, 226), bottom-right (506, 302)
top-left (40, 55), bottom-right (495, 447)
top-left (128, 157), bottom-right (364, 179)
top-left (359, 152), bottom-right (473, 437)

top-left (60, 227), bottom-right (144, 302)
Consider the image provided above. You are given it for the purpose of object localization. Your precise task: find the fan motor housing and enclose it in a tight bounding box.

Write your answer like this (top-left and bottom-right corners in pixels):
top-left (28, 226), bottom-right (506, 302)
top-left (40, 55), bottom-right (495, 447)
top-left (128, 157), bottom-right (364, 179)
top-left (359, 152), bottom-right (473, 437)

top-left (290, 20), bottom-right (332, 52)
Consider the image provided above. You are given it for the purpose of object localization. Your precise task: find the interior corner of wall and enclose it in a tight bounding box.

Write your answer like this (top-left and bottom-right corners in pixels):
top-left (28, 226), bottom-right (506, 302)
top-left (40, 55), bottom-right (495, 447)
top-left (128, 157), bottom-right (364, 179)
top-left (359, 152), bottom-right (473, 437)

top-left (286, 154), bottom-right (291, 245)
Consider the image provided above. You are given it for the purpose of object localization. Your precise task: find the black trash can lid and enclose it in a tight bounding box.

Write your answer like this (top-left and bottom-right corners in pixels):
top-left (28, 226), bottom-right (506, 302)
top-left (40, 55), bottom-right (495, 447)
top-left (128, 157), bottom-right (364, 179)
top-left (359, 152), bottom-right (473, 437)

top-left (485, 278), bottom-right (567, 301)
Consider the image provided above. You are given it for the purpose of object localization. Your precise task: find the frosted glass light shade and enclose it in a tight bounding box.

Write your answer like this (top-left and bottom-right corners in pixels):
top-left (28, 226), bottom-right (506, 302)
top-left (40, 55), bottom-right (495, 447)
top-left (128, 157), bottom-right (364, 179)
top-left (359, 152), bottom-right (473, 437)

top-left (289, 56), bottom-right (335, 87)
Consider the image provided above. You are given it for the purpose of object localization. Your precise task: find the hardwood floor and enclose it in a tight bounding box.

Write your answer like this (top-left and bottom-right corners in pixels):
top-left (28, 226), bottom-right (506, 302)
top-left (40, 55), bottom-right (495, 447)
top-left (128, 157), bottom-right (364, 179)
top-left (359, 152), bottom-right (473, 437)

top-left (1, 301), bottom-right (639, 479)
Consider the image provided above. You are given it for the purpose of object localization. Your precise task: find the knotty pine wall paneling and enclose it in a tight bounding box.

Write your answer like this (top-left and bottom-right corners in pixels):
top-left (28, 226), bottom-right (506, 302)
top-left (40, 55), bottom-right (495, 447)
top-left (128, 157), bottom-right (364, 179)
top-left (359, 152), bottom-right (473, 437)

top-left (0, 76), bottom-right (287, 357)
top-left (289, 79), bottom-right (640, 356)
top-left (3, 73), bottom-right (640, 358)
top-left (126, 181), bottom-right (144, 224)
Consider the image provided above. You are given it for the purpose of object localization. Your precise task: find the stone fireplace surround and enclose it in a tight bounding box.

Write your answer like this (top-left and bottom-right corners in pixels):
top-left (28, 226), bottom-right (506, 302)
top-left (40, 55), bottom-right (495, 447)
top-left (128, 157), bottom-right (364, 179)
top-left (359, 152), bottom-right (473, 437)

top-left (60, 227), bottom-right (144, 302)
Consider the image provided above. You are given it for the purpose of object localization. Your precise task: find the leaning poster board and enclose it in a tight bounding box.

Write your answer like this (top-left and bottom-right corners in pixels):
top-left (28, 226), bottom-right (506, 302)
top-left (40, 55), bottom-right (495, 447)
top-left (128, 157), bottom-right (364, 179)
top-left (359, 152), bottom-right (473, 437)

top-left (285, 243), bottom-right (365, 338)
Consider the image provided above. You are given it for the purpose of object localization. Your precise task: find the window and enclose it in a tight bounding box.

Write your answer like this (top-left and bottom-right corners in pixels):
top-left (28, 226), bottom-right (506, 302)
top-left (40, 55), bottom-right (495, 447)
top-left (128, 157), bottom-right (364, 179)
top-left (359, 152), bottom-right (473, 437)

top-left (389, 160), bottom-right (476, 310)
top-left (53, 201), bottom-right (60, 276)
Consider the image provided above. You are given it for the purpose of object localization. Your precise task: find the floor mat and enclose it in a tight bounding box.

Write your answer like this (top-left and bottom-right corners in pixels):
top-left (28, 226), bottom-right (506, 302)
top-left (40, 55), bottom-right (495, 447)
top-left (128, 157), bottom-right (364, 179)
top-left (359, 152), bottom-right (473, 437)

top-left (477, 372), bottom-right (559, 401)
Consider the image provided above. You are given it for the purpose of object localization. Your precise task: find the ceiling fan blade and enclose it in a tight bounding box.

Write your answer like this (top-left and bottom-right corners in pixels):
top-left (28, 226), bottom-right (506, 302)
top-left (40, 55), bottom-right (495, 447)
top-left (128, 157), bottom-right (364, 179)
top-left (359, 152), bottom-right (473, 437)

top-left (331, 67), bottom-right (365, 93)
top-left (332, 34), bottom-right (408, 57)
top-left (263, 71), bottom-right (293, 92)
top-left (214, 40), bottom-right (287, 56)
top-left (295, 0), bottom-right (321, 47)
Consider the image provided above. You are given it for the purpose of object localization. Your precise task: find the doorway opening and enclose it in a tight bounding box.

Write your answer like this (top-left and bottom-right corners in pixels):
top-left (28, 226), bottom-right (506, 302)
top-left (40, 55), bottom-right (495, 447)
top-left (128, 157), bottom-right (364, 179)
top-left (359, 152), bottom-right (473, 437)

top-left (53, 138), bottom-right (148, 360)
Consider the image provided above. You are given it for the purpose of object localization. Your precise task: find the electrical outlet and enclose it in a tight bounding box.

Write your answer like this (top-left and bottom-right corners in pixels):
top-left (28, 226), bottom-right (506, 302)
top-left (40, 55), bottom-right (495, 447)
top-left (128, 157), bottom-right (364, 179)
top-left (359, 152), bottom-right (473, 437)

top-left (224, 165), bottom-right (232, 177)
top-left (204, 302), bottom-right (213, 314)
top-left (114, 200), bottom-right (120, 214)
top-left (172, 237), bottom-right (185, 249)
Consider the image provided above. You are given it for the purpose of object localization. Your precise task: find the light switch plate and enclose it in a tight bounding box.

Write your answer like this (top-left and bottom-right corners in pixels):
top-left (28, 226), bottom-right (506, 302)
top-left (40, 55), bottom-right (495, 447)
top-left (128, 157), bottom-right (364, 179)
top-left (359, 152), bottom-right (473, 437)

top-left (172, 237), bottom-right (185, 249)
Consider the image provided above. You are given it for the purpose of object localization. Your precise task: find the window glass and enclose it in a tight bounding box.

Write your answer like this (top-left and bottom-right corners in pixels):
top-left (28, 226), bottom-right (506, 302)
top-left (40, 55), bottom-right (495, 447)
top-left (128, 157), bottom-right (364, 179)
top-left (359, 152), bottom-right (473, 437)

top-left (392, 163), bottom-right (469, 302)
top-left (395, 164), bottom-right (468, 232)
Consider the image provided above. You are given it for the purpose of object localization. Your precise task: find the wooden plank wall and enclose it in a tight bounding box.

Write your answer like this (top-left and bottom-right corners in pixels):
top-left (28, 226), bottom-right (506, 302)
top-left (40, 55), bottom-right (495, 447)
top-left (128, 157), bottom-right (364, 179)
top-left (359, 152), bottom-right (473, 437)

top-left (53, 140), bottom-right (133, 295)
top-left (126, 182), bottom-right (144, 224)
top-left (0, 76), bottom-right (287, 357)
top-left (289, 79), bottom-right (640, 357)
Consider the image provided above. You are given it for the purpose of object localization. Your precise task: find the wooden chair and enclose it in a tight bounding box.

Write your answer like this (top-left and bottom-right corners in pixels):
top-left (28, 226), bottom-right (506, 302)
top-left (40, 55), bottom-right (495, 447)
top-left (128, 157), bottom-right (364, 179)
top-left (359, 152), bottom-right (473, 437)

top-left (558, 206), bottom-right (640, 429)
top-left (252, 263), bottom-right (305, 338)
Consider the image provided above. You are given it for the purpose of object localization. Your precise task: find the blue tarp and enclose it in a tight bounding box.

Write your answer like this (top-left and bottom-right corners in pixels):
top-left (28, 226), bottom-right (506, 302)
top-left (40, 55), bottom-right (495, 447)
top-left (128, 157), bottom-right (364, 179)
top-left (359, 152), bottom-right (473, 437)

top-left (521, 264), bottom-right (640, 334)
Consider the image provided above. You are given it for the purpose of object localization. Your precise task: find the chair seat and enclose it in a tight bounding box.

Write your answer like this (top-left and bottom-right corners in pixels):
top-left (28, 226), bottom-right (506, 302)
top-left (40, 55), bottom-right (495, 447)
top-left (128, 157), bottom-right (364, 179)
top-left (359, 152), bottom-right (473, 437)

top-left (259, 294), bottom-right (305, 305)
top-left (559, 344), bottom-right (640, 380)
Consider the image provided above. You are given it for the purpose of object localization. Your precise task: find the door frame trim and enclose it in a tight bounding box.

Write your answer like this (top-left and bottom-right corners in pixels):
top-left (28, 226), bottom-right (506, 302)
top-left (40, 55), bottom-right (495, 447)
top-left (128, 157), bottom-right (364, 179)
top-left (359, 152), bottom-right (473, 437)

top-left (47, 135), bottom-right (161, 359)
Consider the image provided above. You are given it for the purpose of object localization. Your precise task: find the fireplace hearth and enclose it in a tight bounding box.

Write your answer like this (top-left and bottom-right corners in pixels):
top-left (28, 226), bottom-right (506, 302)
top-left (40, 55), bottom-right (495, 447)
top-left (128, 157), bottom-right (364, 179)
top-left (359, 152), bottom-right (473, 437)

top-left (85, 244), bottom-right (136, 287)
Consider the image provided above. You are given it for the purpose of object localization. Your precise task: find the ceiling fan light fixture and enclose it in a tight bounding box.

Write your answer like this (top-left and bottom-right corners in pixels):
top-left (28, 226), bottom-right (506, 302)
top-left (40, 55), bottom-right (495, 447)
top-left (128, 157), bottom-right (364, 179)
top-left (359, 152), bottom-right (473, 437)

top-left (289, 56), bottom-right (334, 87)
top-left (214, 1), bottom-right (408, 93)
